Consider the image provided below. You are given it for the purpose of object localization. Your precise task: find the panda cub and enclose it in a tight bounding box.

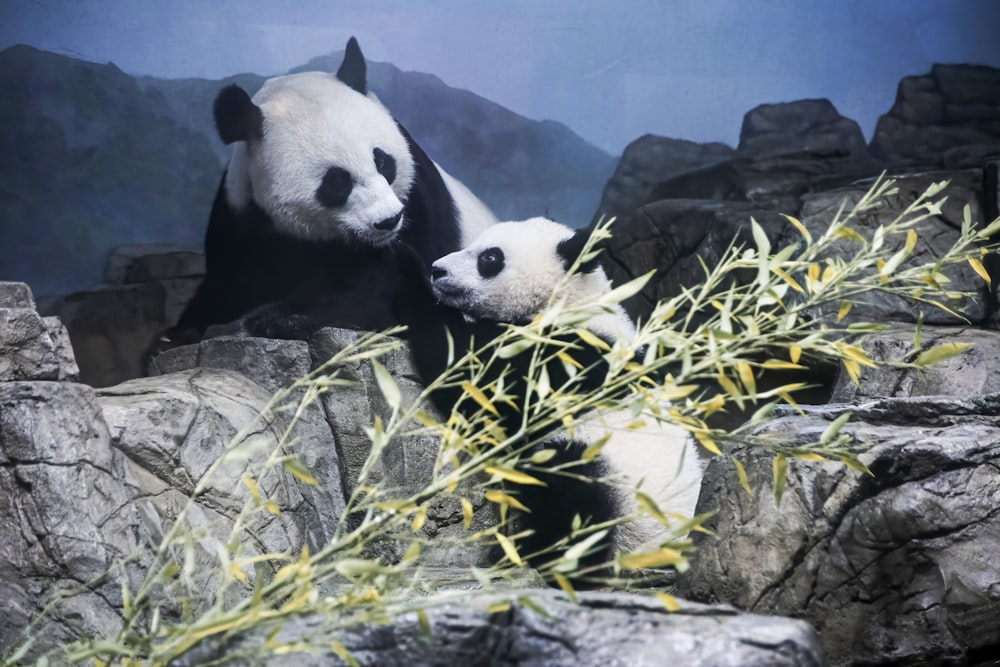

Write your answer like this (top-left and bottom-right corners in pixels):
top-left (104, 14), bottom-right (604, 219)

top-left (405, 217), bottom-right (703, 568)
top-left (167, 37), bottom-right (496, 344)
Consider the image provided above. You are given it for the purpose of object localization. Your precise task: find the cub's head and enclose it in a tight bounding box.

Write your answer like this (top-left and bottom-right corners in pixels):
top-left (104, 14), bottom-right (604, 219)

top-left (430, 217), bottom-right (634, 340)
top-left (216, 37), bottom-right (415, 246)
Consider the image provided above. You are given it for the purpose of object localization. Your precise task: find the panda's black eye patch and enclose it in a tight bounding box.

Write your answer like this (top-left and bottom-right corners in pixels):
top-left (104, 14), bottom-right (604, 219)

top-left (316, 166), bottom-right (353, 208)
top-left (477, 247), bottom-right (505, 279)
top-left (373, 148), bottom-right (396, 184)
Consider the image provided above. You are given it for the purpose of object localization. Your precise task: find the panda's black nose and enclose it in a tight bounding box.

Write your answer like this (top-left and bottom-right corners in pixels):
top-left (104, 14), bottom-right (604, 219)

top-left (374, 212), bottom-right (402, 231)
top-left (431, 266), bottom-right (447, 281)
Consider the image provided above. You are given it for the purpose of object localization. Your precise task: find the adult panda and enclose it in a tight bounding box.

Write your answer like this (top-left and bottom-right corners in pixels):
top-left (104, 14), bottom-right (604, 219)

top-left (166, 37), bottom-right (496, 344)
top-left (399, 217), bottom-right (703, 571)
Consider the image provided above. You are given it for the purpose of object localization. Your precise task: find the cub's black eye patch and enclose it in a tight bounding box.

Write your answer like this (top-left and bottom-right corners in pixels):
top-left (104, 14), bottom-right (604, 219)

top-left (316, 166), bottom-right (353, 208)
top-left (477, 247), bottom-right (505, 279)
top-left (374, 148), bottom-right (396, 184)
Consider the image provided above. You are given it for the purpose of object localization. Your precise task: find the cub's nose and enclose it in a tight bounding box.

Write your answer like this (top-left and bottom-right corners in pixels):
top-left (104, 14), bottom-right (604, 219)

top-left (374, 212), bottom-right (402, 231)
top-left (431, 265), bottom-right (447, 281)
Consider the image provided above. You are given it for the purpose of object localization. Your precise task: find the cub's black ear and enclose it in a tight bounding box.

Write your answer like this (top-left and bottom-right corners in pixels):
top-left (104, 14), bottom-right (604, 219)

top-left (213, 85), bottom-right (263, 144)
top-left (336, 36), bottom-right (367, 95)
top-left (557, 226), bottom-right (603, 274)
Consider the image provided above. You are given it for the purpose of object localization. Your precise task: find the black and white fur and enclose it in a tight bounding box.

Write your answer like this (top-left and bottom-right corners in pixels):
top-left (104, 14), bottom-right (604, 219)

top-left (168, 37), bottom-right (496, 343)
top-left (402, 217), bottom-right (703, 569)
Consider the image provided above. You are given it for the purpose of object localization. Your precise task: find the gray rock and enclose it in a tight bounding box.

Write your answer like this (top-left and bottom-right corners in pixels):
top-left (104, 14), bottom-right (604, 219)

top-left (831, 326), bottom-right (1000, 401)
top-left (737, 99), bottom-right (869, 160)
top-left (0, 307), bottom-right (79, 382)
top-left (799, 169), bottom-right (989, 324)
top-left (676, 394), bottom-right (1000, 666)
top-left (591, 135), bottom-right (734, 227)
top-left (0, 281), bottom-right (36, 309)
top-left (603, 199), bottom-right (789, 322)
top-left (104, 244), bottom-right (206, 285)
top-left (97, 369), bottom-right (309, 558)
top-left (870, 64), bottom-right (1000, 167)
top-left (43, 279), bottom-right (200, 387)
top-left (176, 589), bottom-right (822, 667)
top-left (0, 381), bottom-right (137, 656)
top-left (149, 337), bottom-right (346, 550)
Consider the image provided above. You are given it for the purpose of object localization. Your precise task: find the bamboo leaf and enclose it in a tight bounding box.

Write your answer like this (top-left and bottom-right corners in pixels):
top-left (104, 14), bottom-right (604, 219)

top-left (620, 547), bottom-right (685, 570)
top-left (282, 457), bottom-right (318, 486)
top-left (733, 458), bottom-right (752, 496)
top-left (461, 497), bottom-right (474, 529)
top-left (575, 327), bottom-right (611, 351)
top-left (837, 300), bottom-right (852, 321)
top-left (655, 591), bottom-right (682, 612)
top-left (496, 533), bottom-right (525, 566)
top-left (416, 609), bottom-right (432, 637)
top-left (564, 529), bottom-right (609, 562)
top-left (371, 358), bottom-right (401, 411)
top-left (772, 453), bottom-right (788, 507)
top-left (553, 573), bottom-right (577, 603)
top-left (485, 490), bottom-right (531, 512)
top-left (531, 448), bottom-right (558, 464)
top-left (581, 433), bottom-right (611, 461)
top-left (913, 342), bottom-right (972, 366)
top-left (598, 270), bottom-right (654, 307)
top-left (694, 432), bottom-right (722, 456)
top-left (485, 465), bottom-right (547, 486)
top-left (411, 505), bottom-right (428, 533)
top-left (461, 381), bottom-right (500, 415)
top-left (820, 411), bottom-right (852, 444)
top-left (783, 214), bottom-right (812, 243)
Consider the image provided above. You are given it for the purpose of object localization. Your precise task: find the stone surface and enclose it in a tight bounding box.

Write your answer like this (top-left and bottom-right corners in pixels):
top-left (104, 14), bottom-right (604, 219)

top-left (0, 381), bottom-right (137, 655)
top-left (799, 169), bottom-right (990, 324)
top-left (149, 336), bottom-right (346, 550)
top-left (676, 394), bottom-right (1000, 666)
top-left (97, 369), bottom-right (310, 558)
top-left (870, 64), bottom-right (1000, 167)
top-left (176, 589), bottom-right (823, 667)
top-left (591, 135), bottom-right (734, 228)
top-left (831, 326), bottom-right (1000, 402)
top-left (602, 199), bottom-right (790, 322)
top-left (737, 99), bottom-right (870, 160)
top-left (104, 244), bottom-right (206, 285)
top-left (0, 281), bottom-right (35, 309)
top-left (0, 307), bottom-right (79, 382)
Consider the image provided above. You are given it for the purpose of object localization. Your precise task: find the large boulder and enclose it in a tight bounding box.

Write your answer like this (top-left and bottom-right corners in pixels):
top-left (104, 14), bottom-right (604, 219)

top-left (737, 99), bottom-right (870, 161)
top-left (870, 64), bottom-right (1000, 167)
top-left (176, 590), bottom-right (823, 667)
top-left (591, 135), bottom-right (734, 228)
top-left (41, 245), bottom-right (203, 387)
top-left (0, 281), bottom-right (78, 382)
top-left (676, 394), bottom-right (1000, 666)
top-left (799, 169), bottom-right (990, 325)
top-left (0, 381), bottom-right (137, 654)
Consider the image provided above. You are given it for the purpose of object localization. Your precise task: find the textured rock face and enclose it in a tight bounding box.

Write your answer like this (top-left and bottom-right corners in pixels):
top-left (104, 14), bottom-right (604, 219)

top-left (41, 245), bottom-right (203, 387)
top-left (737, 99), bottom-right (870, 160)
top-left (0, 381), bottom-right (136, 653)
top-left (591, 135), bottom-right (734, 228)
top-left (177, 590), bottom-right (823, 667)
top-left (799, 169), bottom-right (989, 324)
top-left (602, 199), bottom-right (789, 322)
top-left (830, 326), bottom-right (1000, 402)
top-left (675, 395), bottom-right (1000, 666)
top-left (0, 282), bottom-right (79, 382)
top-left (871, 64), bottom-right (1000, 166)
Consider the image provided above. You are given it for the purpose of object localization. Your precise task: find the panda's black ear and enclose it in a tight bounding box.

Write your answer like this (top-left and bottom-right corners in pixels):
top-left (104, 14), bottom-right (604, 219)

top-left (557, 226), bottom-right (603, 274)
top-left (337, 36), bottom-right (367, 95)
top-left (213, 85), bottom-right (263, 145)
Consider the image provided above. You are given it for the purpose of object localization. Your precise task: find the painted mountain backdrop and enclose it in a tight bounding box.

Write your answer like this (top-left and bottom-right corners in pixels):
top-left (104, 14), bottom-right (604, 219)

top-left (0, 45), bottom-right (616, 297)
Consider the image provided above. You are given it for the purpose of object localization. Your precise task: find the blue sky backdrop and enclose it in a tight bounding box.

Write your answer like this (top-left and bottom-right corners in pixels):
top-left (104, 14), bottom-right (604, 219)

top-left (3, 0), bottom-right (999, 154)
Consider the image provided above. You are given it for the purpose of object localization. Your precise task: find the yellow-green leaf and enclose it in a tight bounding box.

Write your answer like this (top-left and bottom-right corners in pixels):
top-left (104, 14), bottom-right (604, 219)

top-left (837, 301), bottom-right (852, 321)
top-left (496, 533), bottom-right (524, 566)
top-left (416, 608), bottom-right (431, 637)
top-left (330, 641), bottom-right (359, 667)
top-left (553, 573), bottom-right (577, 603)
top-left (969, 257), bottom-right (991, 285)
top-left (263, 500), bottom-right (281, 516)
top-left (655, 591), bottom-right (682, 612)
top-left (461, 381), bottom-right (499, 415)
top-left (789, 345), bottom-right (802, 364)
top-left (575, 328), bottom-right (611, 351)
top-left (772, 453), bottom-right (788, 507)
top-left (733, 458), bottom-right (752, 496)
top-left (620, 547), bottom-right (685, 570)
top-left (411, 505), bottom-right (428, 533)
top-left (485, 465), bottom-right (546, 486)
top-left (485, 490), bottom-right (531, 512)
top-left (461, 497), bottom-right (474, 529)
top-left (531, 449), bottom-right (558, 464)
top-left (242, 475), bottom-right (260, 502)
top-left (694, 432), bottom-right (722, 456)
top-left (371, 358), bottom-right (401, 411)
top-left (913, 342), bottom-right (973, 366)
top-left (282, 457), bottom-right (318, 486)
top-left (782, 214), bottom-right (812, 243)
top-left (581, 433), bottom-right (611, 461)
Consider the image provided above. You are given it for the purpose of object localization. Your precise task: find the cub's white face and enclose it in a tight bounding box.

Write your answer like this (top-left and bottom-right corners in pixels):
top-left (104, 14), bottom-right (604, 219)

top-left (226, 72), bottom-right (416, 246)
top-left (431, 216), bottom-right (635, 333)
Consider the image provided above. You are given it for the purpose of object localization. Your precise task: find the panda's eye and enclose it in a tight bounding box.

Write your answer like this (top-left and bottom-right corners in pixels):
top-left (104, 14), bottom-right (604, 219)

top-left (373, 148), bottom-right (396, 184)
top-left (316, 166), bottom-right (353, 208)
top-left (477, 247), bottom-right (505, 279)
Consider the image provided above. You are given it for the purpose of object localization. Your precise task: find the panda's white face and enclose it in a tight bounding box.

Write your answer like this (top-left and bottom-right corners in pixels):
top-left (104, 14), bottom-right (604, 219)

top-left (224, 72), bottom-right (416, 246)
top-left (430, 217), bottom-right (635, 343)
